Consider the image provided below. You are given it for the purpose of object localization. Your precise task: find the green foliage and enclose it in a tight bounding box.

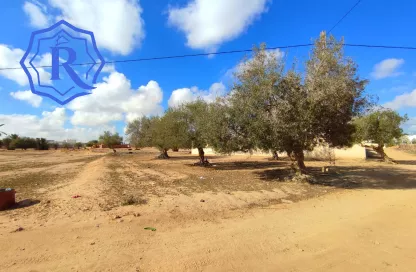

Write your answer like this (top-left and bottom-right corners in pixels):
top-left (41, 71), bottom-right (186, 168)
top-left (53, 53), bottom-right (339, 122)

top-left (62, 142), bottom-right (71, 149)
top-left (86, 140), bottom-right (98, 147)
top-left (126, 111), bottom-right (191, 158)
top-left (75, 142), bottom-right (83, 149)
top-left (35, 138), bottom-right (49, 150)
top-left (209, 33), bottom-right (369, 171)
top-left (125, 116), bottom-right (157, 148)
top-left (412, 138), bottom-right (416, 145)
top-left (0, 135), bottom-right (49, 150)
top-left (354, 109), bottom-right (408, 160)
top-left (2, 138), bottom-right (12, 150)
top-left (99, 131), bottom-right (123, 148)
top-left (151, 112), bottom-right (188, 153)
top-left (354, 109), bottom-right (408, 146)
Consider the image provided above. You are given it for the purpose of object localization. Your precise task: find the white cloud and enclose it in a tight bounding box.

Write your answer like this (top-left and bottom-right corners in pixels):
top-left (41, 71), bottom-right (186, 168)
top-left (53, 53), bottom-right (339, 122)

top-left (49, 0), bottom-right (145, 55)
top-left (0, 44), bottom-right (51, 86)
top-left (23, 1), bottom-right (50, 28)
top-left (0, 108), bottom-right (114, 142)
top-left (168, 0), bottom-right (269, 51)
top-left (67, 71), bottom-right (163, 126)
top-left (371, 58), bottom-right (404, 79)
top-left (168, 82), bottom-right (226, 107)
top-left (383, 89), bottom-right (416, 110)
top-left (10, 90), bottom-right (43, 107)
top-left (403, 117), bottom-right (416, 135)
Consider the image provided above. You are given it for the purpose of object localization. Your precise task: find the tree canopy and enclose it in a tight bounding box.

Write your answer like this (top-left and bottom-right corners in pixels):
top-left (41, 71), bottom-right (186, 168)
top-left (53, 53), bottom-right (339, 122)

top-left (354, 109), bottom-right (408, 160)
top-left (99, 131), bottom-right (123, 149)
top-left (207, 33), bottom-right (369, 172)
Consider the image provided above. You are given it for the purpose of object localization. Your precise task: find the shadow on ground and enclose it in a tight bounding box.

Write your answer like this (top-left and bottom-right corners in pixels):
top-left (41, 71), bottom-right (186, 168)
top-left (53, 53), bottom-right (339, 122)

top-left (9, 199), bottom-right (40, 210)
top-left (204, 161), bottom-right (288, 170)
top-left (257, 165), bottom-right (416, 190)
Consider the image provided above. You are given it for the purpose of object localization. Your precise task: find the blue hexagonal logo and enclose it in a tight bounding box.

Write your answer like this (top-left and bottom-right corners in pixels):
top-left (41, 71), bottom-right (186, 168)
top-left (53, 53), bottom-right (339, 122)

top-left (20, 20), bottom-right (105, 105)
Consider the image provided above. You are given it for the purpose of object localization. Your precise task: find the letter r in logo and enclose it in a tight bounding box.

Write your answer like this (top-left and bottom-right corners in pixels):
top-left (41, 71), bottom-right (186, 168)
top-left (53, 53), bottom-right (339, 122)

top-left (51, 46), bottom-right (95, 90)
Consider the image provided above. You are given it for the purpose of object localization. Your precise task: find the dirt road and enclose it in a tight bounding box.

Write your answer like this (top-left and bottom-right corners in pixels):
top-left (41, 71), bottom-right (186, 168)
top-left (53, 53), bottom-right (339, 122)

top-left (1, 148), bottom-right (416, 271)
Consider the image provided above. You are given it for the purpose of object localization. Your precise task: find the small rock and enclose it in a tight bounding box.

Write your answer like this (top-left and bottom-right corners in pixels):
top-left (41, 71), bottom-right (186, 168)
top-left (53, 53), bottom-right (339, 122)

top-left (281, 199), bottom-right (294, 204)
top-left (12, 227), bottom-right (24, 233)
top-left (90, 242), bottom-right (95, 245)
top-left (133, 212), bottom-right (141, 217)
top-left (118, 219), bottom-right (124, 223)
top-left (113, 215), bottom-right (121, 219)
top-left (200, 199), bottom-right (205, 202)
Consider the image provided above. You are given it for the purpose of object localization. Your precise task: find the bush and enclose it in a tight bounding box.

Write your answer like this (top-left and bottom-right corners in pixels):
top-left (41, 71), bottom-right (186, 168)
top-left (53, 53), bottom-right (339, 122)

top-left (121, 195), bottom-right (147, 206)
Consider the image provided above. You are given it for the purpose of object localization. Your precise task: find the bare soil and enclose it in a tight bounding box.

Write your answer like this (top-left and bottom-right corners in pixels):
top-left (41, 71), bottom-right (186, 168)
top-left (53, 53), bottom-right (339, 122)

top-left (0, 147), bottom-right (415, 271)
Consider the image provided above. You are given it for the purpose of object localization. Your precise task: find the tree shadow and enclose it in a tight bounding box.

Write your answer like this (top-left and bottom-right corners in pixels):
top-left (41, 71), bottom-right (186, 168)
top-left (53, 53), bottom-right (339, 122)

top-left (256, 165), bottom-right (416, 190)
top-left (395, 160), bottom-right (416, 166)
top-left (205, 160), bottom-right (290, 170)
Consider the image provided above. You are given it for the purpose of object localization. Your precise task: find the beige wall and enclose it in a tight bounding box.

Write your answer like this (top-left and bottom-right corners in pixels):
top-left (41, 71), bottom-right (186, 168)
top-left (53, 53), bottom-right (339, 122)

top-left (192, 144), bottom-right (366, 160)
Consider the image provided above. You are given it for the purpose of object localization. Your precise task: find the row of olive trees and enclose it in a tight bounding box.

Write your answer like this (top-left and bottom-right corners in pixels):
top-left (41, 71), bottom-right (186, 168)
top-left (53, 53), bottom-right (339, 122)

top-left (126, 32), bottom-right (408, 172)
top-left (0, 134), bottom-right (50, 150)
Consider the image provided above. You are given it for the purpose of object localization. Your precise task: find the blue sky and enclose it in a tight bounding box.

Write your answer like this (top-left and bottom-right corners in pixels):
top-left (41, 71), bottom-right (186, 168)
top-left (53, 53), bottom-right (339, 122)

top-left (0, 0), bottom-right (415, 141)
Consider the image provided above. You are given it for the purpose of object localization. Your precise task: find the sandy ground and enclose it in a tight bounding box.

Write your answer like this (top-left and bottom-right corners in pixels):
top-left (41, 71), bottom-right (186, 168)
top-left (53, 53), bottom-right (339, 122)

top-left (0, 147), bottom-right (415, 271)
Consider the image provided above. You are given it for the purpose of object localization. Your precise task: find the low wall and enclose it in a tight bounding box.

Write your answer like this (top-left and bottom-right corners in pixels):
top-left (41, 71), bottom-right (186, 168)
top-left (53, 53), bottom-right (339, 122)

top-left (191, 144), bottom-right (366, 160)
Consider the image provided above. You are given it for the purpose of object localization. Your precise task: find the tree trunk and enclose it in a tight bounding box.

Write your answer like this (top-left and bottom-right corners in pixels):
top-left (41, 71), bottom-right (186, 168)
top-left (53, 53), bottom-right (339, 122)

top-left (157, 149), bottom-right (170, 159)
top-left (293, 150), bottom-right (307, 173)
top-left (197, 147), bottom-right (205, 164)
top-left (374, 144), bottom-right (395, 163)
top-left (272, 150), bottom-right (279, 160)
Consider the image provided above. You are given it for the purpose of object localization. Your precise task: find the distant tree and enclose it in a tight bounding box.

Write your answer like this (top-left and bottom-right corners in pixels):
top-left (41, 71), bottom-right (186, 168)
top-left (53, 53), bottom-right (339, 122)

top-left (35, 138), bottom-right (49, 150)
top-left (62, 142), bottom-right (71, 149)
top-left (125, 116), bottom-right (156, 148)
top-left (75, 142), bottom-right (83, 149)
top-left (399, 136), bottom-right (411, 145)
top-left (2, 137), bottom-right (12, 150)
top-left (412, 138), bottom-right (416, 145)
top-left (99, 131), bottom-right (123, 151)
top-left (86, 140), bottom-right (98, 147)
top-left (173, 100), bottom-right (212, 164)
top-left (151, 112), bottom-right (189, 159)
top-left (14, 137), bottom-right (36, 150)
top-left (53, 143), bottom-right (59, 150)
top-left (355, 109), bottom-right (408, 161)
top-left (0, 139), bottom-right (3, 148)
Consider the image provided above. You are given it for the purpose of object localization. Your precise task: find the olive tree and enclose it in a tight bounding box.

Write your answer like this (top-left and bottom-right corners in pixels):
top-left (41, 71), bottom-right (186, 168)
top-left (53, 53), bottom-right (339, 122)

top-left (126, 113), bottom-right (189, 159)
top-left (212, 33), bottom-right (368, 173)
top-left (125, 116), bottom-right (156, 149)
top-left (171, 100), bottom-right (213, 164)
top-left (355, 109), bottom-right (408, 160)
top-left (99, 131), bottom-right (123, 151)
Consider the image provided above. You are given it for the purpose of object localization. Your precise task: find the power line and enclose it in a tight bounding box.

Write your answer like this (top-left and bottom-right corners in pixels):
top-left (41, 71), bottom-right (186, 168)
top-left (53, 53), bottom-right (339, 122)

top-left (2, 42), bottom-right (416, 71)
top-left (328, 0), bottom-right (363, 34)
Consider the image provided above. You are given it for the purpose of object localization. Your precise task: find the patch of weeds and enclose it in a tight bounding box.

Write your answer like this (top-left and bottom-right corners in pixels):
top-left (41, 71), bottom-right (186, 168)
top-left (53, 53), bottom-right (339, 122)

top-left (0, 171), bottom-right (74, 199)
top-left (121, 195), bottom-right (147, 206)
